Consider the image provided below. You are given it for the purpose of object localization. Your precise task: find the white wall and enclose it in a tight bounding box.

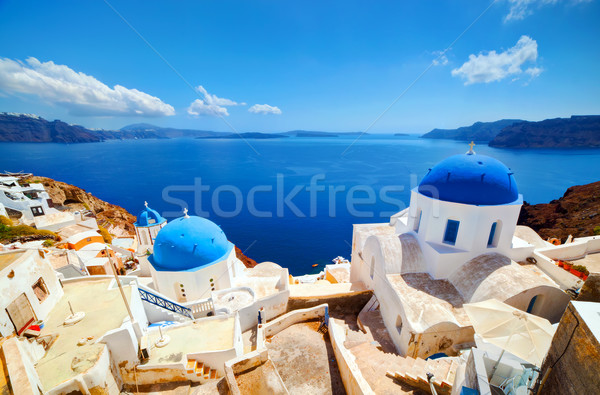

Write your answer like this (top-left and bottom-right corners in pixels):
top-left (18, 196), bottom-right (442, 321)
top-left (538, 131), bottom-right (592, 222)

top-left (151, 249), bottom-right (237, 302)
top-left (0, 250), bottom-right (64, 337)
top-left (399, 189), bottom-right (523, 279)
top-left (238, 289), bottom-right (290, 332)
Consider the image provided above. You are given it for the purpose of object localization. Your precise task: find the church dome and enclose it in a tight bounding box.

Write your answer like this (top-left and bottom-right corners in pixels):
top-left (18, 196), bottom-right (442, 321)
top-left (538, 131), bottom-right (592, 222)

top-left (418, 153), bottom-right (519, 206)
top-left (148, 215), bottom-right (233, 272)
top-left (135, 203), bottom-right (166, 227)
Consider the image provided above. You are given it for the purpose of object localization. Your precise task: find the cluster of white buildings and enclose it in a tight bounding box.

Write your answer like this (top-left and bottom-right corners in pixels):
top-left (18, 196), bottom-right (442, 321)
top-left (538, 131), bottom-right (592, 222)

top-left (0, 149), bottom-right (598, 394)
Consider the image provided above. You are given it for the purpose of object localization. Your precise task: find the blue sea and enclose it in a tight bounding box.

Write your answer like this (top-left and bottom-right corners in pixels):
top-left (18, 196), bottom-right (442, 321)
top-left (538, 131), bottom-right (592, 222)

top-left (1, 136), bottom-right (598, 275)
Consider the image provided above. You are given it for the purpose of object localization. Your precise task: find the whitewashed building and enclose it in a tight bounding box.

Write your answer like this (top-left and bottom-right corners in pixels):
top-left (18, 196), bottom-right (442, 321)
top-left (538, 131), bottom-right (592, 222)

top-left (148, 211), bottom-right (246, 303)
top-left (134, 201), bottom-right (167, 250)
top-left (350, 148), bottom-right (571, 359)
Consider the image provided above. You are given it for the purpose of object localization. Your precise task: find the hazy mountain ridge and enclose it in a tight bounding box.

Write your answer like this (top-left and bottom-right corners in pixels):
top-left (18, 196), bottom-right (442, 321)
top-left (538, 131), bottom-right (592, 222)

top-left (421, 119), bottom-right (523, 142)
top-left (489, 116), bottom-right (600, 148)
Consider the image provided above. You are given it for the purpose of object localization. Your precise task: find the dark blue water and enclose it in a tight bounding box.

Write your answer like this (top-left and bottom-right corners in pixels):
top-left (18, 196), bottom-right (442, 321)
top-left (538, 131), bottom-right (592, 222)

top-left (1, 136), bottom-right (598, 275)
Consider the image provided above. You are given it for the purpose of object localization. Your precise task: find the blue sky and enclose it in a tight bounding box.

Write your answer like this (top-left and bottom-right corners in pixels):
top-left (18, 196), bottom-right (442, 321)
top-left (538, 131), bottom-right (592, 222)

top-left (0, 0), bottom-right (598, 133)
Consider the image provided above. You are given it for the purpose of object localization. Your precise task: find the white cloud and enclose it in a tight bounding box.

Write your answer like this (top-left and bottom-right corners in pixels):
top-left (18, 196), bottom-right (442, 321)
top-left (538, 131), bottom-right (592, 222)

top-left (248, 104), bottom-right (282, 115)
top-left (451, 36), bottom-right (542, 85)
top-left (432, 50), bottom-right (449, 66)
top-left (186, 85), bottom-right (244, 117)
top-left (0, 57), bottom-right (175, 117)
top-left (505, 0), bottom-right (591, 21)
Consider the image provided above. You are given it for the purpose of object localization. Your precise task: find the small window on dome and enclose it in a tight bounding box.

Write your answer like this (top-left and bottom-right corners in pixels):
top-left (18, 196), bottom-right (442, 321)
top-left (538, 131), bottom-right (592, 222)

top-left (443, 220), bottom-right (460, 245)
top-left (148, 219), bottom-right (155, 224)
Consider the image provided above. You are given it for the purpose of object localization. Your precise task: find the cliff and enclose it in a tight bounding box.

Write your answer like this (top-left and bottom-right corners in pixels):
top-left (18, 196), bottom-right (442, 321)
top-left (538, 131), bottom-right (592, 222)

top-left (518, 181), bottom-right (600, 242)
top-left (0, 113), bottom-right (104, 143)
top-left (0, 114), bottom-right (221, 143)
top-left (421, 119), bottom-right (523, 142)
top-left (23, 176), bottom-right (137, 235)
top-left (490, 116), bottom-right (600, 148)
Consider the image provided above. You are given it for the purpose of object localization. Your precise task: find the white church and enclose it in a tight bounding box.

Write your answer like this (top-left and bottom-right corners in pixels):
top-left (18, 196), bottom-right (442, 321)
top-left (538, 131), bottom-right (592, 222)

top-left (350, 145), bottom-right (571, 358)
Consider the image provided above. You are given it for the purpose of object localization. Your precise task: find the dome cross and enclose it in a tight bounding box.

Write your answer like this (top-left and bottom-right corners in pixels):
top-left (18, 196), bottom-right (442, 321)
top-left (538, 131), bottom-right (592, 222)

top-left (467, 141), bottom-right (476, 155)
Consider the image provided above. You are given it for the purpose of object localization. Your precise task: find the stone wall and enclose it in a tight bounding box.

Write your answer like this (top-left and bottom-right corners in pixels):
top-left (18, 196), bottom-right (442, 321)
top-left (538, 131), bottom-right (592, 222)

top-left (534, 302), bottom-right (600, 394)
top-left (287, 290), bottom-right (373, 317)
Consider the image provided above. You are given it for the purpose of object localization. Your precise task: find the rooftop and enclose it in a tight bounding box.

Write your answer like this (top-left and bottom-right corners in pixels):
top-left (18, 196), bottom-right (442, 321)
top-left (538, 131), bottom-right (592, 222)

top-left (144, 316), bottom-right (235, 366)
top-left (35, 279), bottom-right (131, 391)
top-left (387, 273), bottom-right (470, 329)
top-left (0, 250), bottom-right (25, 272)
top-left (572, 252), bottom-right (600, 274)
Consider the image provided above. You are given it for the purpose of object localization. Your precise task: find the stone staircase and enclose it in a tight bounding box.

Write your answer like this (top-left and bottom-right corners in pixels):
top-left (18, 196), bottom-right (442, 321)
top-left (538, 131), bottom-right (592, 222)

top-left (385, 354), bottom-right (458, 394)
top-left (342, 298), bottom-right (459, 394)
top-left (347, 340), bottom-right (458, 394)
top-left (185, 359), bottom-right (221, 383)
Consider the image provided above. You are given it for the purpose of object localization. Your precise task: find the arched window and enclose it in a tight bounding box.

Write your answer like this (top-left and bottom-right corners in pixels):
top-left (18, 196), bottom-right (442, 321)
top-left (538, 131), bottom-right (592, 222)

top-left (413, 209), bottom-right (422, 233)
top-left (527, 294), bottom-right (542, 314)
top-left (487, 220), bottom-right (502, 248)
top-left (370, 257), bottom-right (375, 279)
top-left (396, 315), bottom-right (403, 335)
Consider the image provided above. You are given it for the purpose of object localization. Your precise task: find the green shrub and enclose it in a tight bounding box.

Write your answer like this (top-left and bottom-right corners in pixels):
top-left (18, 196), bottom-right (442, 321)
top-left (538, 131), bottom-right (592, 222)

top-left (0, 223), bottom-right (57, 243)
top-left (42, 239), bottom-right (55, 247)
top-left (594, 226), bottom-right (600, 235)
top-left (0, 215), bottom-right (12, 226)
top-left (98, 226), bottom-right (112, 244)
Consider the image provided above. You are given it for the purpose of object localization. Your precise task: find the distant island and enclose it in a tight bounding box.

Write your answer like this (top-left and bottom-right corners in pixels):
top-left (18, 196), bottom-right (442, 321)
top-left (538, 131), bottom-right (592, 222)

top-left (421, 119), bottom-right (523, 142)
top-left (2, 112), bottom-right (598, 148)
top-left (197, 132), bottom-right (288, 139)
top-left (489, 116), bottom-right (600, 148)
top-left (421, 115), bottom-right (600, 148)
top-left (0, 114), bottom-right (223, 143)
top-left (283, 130), bottom-right (366, 138)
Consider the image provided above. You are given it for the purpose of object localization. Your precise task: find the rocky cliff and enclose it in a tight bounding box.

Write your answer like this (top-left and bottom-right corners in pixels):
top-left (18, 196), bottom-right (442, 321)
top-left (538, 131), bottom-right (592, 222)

top-left (490, 115), bottom-right (600, 148)
top-left (24, 176), bottom-right (137, 235)
top-left (518, 181), bottom-right (600, 242)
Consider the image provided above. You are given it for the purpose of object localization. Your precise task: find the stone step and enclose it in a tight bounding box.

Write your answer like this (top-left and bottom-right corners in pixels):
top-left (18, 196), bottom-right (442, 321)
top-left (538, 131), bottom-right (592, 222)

top-left (185, 359), bottom-right (196, 374)
top-left (194, 362), bottom-right (204, 376)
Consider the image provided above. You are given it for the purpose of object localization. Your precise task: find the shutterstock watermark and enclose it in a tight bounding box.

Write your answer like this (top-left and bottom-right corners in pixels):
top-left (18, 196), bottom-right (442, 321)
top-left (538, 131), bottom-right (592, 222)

top-left (161, 173), bottom-right (432, 219)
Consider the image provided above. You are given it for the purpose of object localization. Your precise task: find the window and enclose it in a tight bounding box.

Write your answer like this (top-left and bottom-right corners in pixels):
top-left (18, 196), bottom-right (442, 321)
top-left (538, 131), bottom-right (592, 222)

top-left (443, 220), bottom-right (460, 245)
top-left (32, 278), bottom-right (49, 303)
top-left (370, 257), bottom-right (375, 279)
top-left (527, 295), bottom-right (538, 313)
top-left (414, 209), bottom-right (422, 233)
top-left (396, 315), bottom-right (403, 335)
top-left (488, 222), bottom-right (498, 247)
top-left (30, 206), bottom-right (44, 217)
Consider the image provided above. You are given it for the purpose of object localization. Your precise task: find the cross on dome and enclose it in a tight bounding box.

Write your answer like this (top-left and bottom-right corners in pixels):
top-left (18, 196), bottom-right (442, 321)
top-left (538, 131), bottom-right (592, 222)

top-left (183, 207), bottom-right (189, 218)
top-left (144, 201), bottom-right (149, 208)
top-left (466, 141), bottom-right (476, 155)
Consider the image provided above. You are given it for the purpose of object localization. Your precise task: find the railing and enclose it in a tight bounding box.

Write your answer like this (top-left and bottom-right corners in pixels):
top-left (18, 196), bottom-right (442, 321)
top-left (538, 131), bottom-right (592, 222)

top-left (138, 287), bottom-right (193, 319)
top-left (186, 298), bottom-right (215, 318)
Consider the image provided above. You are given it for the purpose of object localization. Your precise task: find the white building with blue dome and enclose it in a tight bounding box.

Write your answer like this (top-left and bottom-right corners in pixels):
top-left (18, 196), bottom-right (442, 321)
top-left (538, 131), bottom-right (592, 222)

top-left (147, 211), bottom-right (246, 303)
top-left (395, 148), bottom-right (527, 278)
top-left (349, 147), bottom-right (570, 359)
top-left (134, 201), bottom-right (167, 249)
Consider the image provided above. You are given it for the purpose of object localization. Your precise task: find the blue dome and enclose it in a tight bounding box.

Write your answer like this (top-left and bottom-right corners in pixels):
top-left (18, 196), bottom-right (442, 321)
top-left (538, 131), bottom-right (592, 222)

top-left (148, 216), bottom-right (233, 272)
top-left (135, 204), bottom-right (166, 227)
top-left (418, 154), bottom-right (519, 206)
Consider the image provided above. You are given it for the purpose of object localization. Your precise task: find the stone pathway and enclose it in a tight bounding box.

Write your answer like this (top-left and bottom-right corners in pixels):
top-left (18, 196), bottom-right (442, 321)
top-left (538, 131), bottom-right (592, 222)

top-left (267, 321), bottom-right (346, 395)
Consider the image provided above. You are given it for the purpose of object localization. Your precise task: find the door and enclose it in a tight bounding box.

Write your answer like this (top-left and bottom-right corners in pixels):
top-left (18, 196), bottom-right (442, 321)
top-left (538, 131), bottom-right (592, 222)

top-left (6, 293), bottom-right (36, 335)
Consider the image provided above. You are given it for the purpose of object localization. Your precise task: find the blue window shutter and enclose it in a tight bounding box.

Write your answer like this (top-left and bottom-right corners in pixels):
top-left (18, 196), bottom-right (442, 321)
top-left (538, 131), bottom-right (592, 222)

top-left (443, 220), bottom-right (460, 244)
top-left (488, 222), bottom-right (497, 246)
